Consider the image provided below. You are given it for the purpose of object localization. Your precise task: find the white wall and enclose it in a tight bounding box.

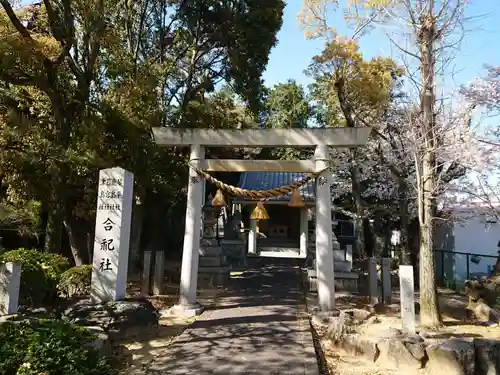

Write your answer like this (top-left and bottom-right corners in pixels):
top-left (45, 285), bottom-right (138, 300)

top-left (453, 214), bottom-right (499, 280)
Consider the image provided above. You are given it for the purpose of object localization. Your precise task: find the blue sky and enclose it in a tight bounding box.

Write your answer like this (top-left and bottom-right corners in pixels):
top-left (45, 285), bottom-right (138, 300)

top-left (263, 1), bottom-right (500, 91)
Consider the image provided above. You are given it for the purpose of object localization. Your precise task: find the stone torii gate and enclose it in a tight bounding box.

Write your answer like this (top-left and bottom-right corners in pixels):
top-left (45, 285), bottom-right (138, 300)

top-left (153, 127), bottom-right (371, 316)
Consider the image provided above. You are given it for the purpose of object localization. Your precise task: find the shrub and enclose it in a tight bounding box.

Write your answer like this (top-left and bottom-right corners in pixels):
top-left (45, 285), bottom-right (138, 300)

top-left (0, 249), bottom-right (69, 306)
top-left (0, 319), bottom-right (116, 375)
top-left (58, 265), bottom-right (92, 298)
top-left (0, 320), bottom-right (31, 374)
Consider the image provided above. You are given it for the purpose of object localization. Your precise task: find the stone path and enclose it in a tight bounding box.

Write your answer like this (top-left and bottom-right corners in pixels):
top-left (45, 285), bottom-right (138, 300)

top-left (149, 261), bottom-right (318, 375)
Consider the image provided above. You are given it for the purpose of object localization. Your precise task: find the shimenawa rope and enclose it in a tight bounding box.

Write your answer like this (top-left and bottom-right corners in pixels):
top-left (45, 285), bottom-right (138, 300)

top-left (188, 162), bottom-right (326, 200)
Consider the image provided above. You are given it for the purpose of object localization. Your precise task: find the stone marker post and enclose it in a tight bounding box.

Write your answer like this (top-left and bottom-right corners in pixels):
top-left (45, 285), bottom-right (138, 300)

top-left (91, 167), bottom-right (134, 303)
top-left (141, 251), bottom-right (153, 295)
top-left (346, 245), bottom-right (353, 272)
top-left (153, 251), bottom-right (165, 295)
top-left (399, 265), bottom-right (416, 334)
top-left (248, 219), bottom-right (257, 255)
top-left (0, 262), bottom-right (21, 315)
top-left (299, 208), bottom-right (308, 258)
top-left (368, 257), bottom-right (378, 304)
top-left (381, 257), bottom-right (392, 304)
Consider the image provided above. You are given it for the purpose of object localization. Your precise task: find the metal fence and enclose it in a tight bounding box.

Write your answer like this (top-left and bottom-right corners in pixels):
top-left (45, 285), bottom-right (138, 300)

top-left (435, 249), bottom-right (498, 289)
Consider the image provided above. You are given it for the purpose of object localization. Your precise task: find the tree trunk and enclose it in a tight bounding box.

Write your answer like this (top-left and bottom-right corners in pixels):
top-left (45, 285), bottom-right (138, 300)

top-left (44, 93), bottom-right (70, 254)
top-left (87, 232), bottom-right (93, 266)
top-left (363, 218), bottom-right (374, 257)
top-left (354, 206), bottom-right (365, 258)
top-left (129, 201), bottom-right (144, 274)
top-left (141, 195), bottom-right (168, 252)
top-left (382, 218), bottom-right (391, 258)
top-left (398, 178), bottom-right (411, 265)
top-left (337, 79), bottom-right (365, 259)
top-left (419, 153), bottom-right (441, 327)
top-left (351, 153), bottom-right (365, 258)
top-left (418, 6), bottom-right (441, 328)
top-left (44, 182), bottom-right (65, 253)
top-left (63, 219), bottom-right (84, 266)
top-left (63, 213), bottom-right (90, 266)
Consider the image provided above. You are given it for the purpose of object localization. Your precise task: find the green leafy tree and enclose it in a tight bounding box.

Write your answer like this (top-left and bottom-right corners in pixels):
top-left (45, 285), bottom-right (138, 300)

top-left (0, 0), bottom-right (286, 264)
top-left (0, 0), bottom-right (113, 254)
top-left (264, 80), bottom-right (310, 129)
top-left (307, 38), bottom-right (403, 258)
top-left (259, 80), bottom-right (312, 160)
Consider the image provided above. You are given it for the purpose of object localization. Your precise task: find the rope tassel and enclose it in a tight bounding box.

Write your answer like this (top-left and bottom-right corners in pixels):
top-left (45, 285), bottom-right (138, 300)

top-left (211, 189), bottom-right (227, 207)
top-left (250, 202), bottom-right (269, 220)
top-left (288, 189), bottom-right (305, 208)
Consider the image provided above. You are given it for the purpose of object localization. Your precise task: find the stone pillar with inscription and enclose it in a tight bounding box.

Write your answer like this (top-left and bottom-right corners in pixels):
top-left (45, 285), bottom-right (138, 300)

top-left (399, 265), bottom-right (416, 334)
top-left (90, 167), bottom-right (134, 303)
top-left (0, 262), bottom-right (21, 315)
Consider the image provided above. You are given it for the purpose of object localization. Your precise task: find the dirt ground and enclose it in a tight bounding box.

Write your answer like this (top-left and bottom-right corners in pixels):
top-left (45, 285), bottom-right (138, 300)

top-left (118, 277), bottom-right (498, 375)
top-left (314, 320), bottom-right (399, 375)
top-left (310, 290), bottom-right (500, 375)
top-left (109, 277), bottom-right (220, 374)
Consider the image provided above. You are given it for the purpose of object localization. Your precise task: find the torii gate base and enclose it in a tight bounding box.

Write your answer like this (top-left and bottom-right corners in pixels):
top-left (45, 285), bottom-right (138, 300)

top-left (153, 128), bottom-right (370, 317)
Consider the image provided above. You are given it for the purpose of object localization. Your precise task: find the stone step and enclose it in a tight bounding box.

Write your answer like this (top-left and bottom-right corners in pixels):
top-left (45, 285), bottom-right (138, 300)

top-left (221, 240), bottom-right (246, 257)
top-left (306, 260), bottom-right (352, 274)
top-left (199, 266), bottom-right (230, 274)
top-left (307, 270), bottom-right (359, 292)
top-left (335, 271), bottom-right (359, 279)
top-left (335, 260), bottom-right (352, 272)
top-left (199, 246), bottom-right (222, 256)
top-left (200, 238), bottom-right (219, 247)
top-left (307, 269), bottom-right (358, 280)
top-left (335, 277), bottom-right (358, 292)
top-left (220, 240), bottom-right (245, 245)
top-left (199, 256), bottom-right (226, 267)
top-left (198, 272), bottom-right (229, 287)
top-left (333, 249), bottom-right (346, 262)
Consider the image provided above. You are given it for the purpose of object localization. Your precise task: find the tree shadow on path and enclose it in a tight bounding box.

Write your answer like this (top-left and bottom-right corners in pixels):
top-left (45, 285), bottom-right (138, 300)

top-left (146, 260), bottom-right (316, 375)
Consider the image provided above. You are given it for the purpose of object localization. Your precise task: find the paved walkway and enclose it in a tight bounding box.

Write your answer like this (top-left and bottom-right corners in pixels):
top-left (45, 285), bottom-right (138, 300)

top-left (150, 261), bottom-right (318, 375)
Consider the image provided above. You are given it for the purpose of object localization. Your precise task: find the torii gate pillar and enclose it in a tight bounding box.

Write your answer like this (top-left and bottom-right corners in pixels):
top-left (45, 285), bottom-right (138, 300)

top-left (314, 145), bottom-right (335, 311)
top-left (171, 144), bottom-right (205, 316)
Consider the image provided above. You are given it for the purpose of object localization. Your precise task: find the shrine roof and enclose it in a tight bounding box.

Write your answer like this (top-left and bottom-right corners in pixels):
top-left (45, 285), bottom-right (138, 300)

top-left (234, 172), bottom-right (315, 202)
